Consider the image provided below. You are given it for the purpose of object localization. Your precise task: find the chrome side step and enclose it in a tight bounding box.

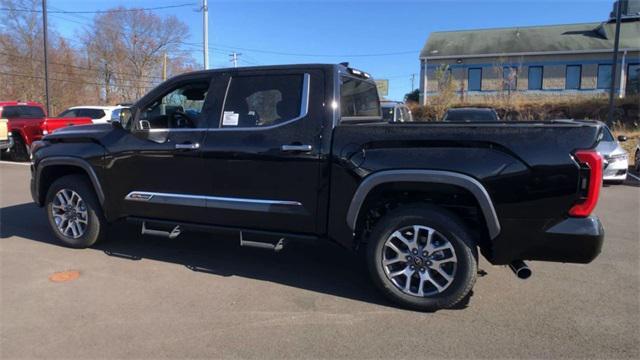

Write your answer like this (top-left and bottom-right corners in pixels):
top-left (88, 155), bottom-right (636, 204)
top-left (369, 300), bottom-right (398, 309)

top-left (141, 221), bottom-right (181, 239)
top-left (239, 231), bottom-right (285, 252)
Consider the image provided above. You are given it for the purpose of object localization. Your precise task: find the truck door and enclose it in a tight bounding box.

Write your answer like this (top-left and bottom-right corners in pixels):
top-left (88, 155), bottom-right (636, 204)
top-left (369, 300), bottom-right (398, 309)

top-left (200, 69), bottom-right (326, 234)
top-left (103, 73), bottom-right (223, 224)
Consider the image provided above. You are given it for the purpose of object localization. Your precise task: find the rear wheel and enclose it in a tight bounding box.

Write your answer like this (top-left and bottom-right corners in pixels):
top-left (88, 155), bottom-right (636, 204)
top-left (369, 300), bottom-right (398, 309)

top-left (10, 134), bottom-right (30, 162)
top-left (366, 205), bottom-right (478, 311)
top-left (45, 175), bottom-right (106, 248)
top-left (635, 150), bottom-right (640, 172)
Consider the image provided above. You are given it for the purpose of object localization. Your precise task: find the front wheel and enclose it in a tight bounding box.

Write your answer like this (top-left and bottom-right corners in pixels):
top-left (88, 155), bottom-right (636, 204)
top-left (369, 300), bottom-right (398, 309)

top-left (366, 205), bottom-right (478, 311)
top-left (45, 175), bottom-right (106, 248)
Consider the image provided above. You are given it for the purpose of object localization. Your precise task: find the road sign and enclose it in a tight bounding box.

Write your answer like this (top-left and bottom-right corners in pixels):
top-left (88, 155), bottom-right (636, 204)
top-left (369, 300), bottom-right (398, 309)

top-left (375, 79), bottom-right (389, 97)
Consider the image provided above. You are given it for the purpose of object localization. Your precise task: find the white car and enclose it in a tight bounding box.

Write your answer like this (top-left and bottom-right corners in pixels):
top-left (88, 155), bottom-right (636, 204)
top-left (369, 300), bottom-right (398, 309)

top-left (58, 106), bottom-right (127, 124)
top-left (596, 125), bottom-right (629, 183)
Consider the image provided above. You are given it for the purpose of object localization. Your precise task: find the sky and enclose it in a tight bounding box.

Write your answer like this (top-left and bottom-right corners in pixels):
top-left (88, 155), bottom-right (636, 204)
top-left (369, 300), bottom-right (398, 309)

top-left (47, 0), bottom-right (614, 100)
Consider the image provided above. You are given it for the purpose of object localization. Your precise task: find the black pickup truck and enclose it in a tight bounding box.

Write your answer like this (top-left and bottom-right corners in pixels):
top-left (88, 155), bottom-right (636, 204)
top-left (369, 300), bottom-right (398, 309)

top-left (30, 64), bottom-right (605, 311)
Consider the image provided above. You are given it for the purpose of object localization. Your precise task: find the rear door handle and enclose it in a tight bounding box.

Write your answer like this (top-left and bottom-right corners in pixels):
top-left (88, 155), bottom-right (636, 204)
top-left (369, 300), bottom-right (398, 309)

top-left (175, 142), bottom-right (200, 150)
top-left (281, 144), bottom-right (312, 152)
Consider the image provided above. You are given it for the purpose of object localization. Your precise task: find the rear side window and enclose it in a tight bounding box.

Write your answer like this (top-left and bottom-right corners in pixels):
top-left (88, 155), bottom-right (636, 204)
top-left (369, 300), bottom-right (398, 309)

top-left (340, 76), bottom-right (380, 120)
top-left (222, 74), bottom-right (303, 128)
top-left (78, 109), bottom-right (106, 119)
top-left (0, 105), bottom-right (45, 118)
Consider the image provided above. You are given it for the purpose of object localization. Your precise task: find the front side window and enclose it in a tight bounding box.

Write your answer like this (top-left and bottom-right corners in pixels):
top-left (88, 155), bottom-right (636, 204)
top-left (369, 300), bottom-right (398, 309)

top-left (58, 109), bottom-right (78, 118)
top-left (528, 66), bottom-right (543, 90)
top-left (468, 68), bottom-right (482, 91)
top-left (340, 76), bottom-right (380, 120)
top-left (566, 65), bottom-right (582, 90)
top-left (222, 74), bottom-right (303, 128)
top-left (138, 81), bottom-right (210, 129)
top-left (597, 64), bottom-right (612, 89)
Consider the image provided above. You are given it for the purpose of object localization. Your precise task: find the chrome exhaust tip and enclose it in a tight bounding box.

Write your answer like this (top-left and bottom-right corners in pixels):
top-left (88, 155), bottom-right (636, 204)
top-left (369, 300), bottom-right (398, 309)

top-left (509, 260), bottom-right (532, 279)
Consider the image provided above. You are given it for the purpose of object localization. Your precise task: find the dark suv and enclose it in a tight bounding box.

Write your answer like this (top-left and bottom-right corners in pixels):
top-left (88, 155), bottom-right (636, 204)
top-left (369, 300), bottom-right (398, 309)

top-left (30, 64), bottom-right (605, 311)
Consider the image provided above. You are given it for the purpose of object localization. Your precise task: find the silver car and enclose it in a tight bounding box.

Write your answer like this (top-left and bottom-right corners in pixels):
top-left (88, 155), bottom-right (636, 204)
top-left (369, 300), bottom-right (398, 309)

top-left (596, 125), bottom-right (629, 183)
top-left (381, 101), bottom-right (413, 123)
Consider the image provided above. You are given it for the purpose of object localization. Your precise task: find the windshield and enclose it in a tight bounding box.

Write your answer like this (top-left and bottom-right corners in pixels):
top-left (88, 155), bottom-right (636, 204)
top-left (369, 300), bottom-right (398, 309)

top-left (443, 109), bottom-right (497, 122)
top-left (602, 127), bottom-right (615, 142)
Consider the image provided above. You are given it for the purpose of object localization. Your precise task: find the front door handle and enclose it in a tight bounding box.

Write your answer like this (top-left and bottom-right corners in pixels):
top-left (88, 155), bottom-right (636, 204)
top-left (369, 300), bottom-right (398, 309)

top-left (281, 144), bottom-right (313, 152)
top-left (175, 142), bottom-right (200, 150)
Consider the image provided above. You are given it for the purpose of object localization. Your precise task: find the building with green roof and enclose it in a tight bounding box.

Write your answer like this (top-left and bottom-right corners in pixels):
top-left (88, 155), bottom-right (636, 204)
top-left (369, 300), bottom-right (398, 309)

top-left (418, 0), bottom-right (640, 104)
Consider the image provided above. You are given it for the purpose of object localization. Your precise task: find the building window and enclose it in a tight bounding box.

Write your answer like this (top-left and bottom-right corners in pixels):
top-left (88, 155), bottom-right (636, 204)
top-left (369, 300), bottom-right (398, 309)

top-left (528, 66), bottom-right (543, 90)
top-left (468, 68), bottom-right (482, 91)
top-left (503, 66), bottom-right (517, 91)
top-left (627, 64), bottom-right (639, 95)
top-left (565, 65), bottom-right (582, 90)
top-left (597, 64), bottom-right (612, 89)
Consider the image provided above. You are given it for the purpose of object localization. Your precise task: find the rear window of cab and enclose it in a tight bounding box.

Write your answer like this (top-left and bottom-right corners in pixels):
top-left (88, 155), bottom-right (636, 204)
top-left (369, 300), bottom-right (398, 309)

top-left (340, 76), bottom-right (381, 121)
top-left (0, 105), bottom-right (45, 118)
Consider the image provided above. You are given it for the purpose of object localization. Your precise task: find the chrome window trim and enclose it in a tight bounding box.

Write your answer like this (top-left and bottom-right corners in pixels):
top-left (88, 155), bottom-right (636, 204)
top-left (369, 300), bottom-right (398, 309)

top-left (133, 73), bottom-right (310, 133)
top-left (125, 191), bottom-right (302, 207)
top-left (214, 73), bottom-right (311, 132)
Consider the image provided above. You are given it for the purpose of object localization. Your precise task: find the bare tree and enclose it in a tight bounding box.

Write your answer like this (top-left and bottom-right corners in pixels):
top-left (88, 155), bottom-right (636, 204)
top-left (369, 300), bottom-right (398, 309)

top-left (84, 8), bottom-right (190, 102)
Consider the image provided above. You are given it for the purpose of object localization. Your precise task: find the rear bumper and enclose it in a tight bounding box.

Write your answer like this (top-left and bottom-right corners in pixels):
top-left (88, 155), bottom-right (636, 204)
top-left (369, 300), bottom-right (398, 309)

top-left (534, 216), bottom-right (604, 263)
top-left (0, 137), bottom-right (13, 151)
top-left (485, 216), bottom-right (604, 265)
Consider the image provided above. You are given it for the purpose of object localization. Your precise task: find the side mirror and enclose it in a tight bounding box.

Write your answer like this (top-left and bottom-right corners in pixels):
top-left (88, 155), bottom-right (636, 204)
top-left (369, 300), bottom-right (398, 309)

top-left (117, 107), bottom-right (134, 129)
top-left (617, 135), bottom-right (628, 142)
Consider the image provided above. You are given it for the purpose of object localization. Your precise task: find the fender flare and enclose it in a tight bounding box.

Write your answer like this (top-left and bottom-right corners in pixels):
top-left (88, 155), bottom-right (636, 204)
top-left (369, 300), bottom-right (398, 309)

top-left (35, 157), bottom-right (106, 206)
top-left (346, 169), bottom-right (501, 239)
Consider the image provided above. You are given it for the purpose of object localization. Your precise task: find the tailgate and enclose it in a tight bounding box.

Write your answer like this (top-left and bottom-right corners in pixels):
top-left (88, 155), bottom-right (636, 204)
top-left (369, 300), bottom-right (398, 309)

top-left (0, 119), bottom-right (7, 140)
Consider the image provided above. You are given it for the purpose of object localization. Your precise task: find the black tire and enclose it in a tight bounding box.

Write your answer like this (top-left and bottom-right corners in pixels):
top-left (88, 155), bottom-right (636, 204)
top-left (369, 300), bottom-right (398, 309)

top-left (10, 134), bottom-right (30, 162)
top-left (45, 174), bottom-right (106, 248)
top-left (366, 204), bottom-right (478, 311)
top-left (635, 150), bottom-right (640, 173)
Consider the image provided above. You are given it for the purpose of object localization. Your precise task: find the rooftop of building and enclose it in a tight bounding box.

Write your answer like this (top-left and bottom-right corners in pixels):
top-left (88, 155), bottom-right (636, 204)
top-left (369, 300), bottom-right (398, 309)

top-left (421, 19), bottom-right (640, 59)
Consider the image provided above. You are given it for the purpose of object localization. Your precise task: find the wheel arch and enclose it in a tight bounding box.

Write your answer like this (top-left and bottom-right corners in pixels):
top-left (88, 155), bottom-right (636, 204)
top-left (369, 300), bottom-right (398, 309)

top-left (346, 170), bottom-right (501, 240)
top-left (36, 157), bottom-right (106, 207)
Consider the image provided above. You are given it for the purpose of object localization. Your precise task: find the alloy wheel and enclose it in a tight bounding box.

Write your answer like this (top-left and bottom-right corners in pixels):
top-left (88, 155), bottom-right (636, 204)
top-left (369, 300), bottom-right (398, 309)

top-left (51, 189), bottom-right (89, 239)
top-left (382, 225), bottom-right (457, 297)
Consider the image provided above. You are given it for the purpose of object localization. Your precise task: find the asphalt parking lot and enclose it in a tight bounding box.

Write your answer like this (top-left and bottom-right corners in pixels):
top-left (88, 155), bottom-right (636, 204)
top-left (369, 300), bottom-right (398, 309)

top-left (1, 161), bottom-right (638, 359)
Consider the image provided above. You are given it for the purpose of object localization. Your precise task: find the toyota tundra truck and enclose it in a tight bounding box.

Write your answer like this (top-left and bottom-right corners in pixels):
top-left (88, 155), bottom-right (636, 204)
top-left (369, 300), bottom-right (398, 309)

top-left (29, 64), bottom-right (605, 311)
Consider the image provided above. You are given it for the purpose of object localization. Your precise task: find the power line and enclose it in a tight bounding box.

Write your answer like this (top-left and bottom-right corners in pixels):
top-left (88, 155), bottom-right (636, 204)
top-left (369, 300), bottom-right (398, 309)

top-left (0, 70), bottom-right (154, 89)
top-left (180, 41), bottom-right (417, 58)
top-left (0, 51), bottom-right (164, 81)
top-left (0, 3), bottom-right (197, 14)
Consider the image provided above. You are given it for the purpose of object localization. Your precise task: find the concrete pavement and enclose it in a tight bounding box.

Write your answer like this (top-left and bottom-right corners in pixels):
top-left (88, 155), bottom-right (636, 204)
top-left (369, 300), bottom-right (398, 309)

top-left (1, 162), bottom-right (639, 359)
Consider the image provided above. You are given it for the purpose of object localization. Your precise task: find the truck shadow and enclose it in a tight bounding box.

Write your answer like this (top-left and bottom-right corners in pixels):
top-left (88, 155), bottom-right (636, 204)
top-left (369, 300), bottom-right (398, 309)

top-left (0, 202), bottom-right (473, 311)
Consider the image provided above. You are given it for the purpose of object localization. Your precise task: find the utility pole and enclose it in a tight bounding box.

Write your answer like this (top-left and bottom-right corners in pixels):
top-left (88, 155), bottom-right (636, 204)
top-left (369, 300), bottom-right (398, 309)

top-left (202, 0), bottom-right (209, 69)
top-left (410, 73), bottom-right (416, 91)
top-left (42, 0), bottom-right (51, 115)
top-left (607, 0), bottom-right (623, 126)
top-left (162, 52), bottom-right (167, 81)
top-left (229, 52), bottom-right (241, 68)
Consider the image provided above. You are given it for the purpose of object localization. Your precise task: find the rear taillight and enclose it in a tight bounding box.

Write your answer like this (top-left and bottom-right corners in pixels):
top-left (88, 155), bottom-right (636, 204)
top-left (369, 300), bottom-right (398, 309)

top-left (569, 150), bottom-right (602, 217)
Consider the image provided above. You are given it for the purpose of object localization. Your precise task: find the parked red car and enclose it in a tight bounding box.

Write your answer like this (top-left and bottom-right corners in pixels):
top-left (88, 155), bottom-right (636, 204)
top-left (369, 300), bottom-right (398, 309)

top-left (0, 101), bottom-right (92, 161)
